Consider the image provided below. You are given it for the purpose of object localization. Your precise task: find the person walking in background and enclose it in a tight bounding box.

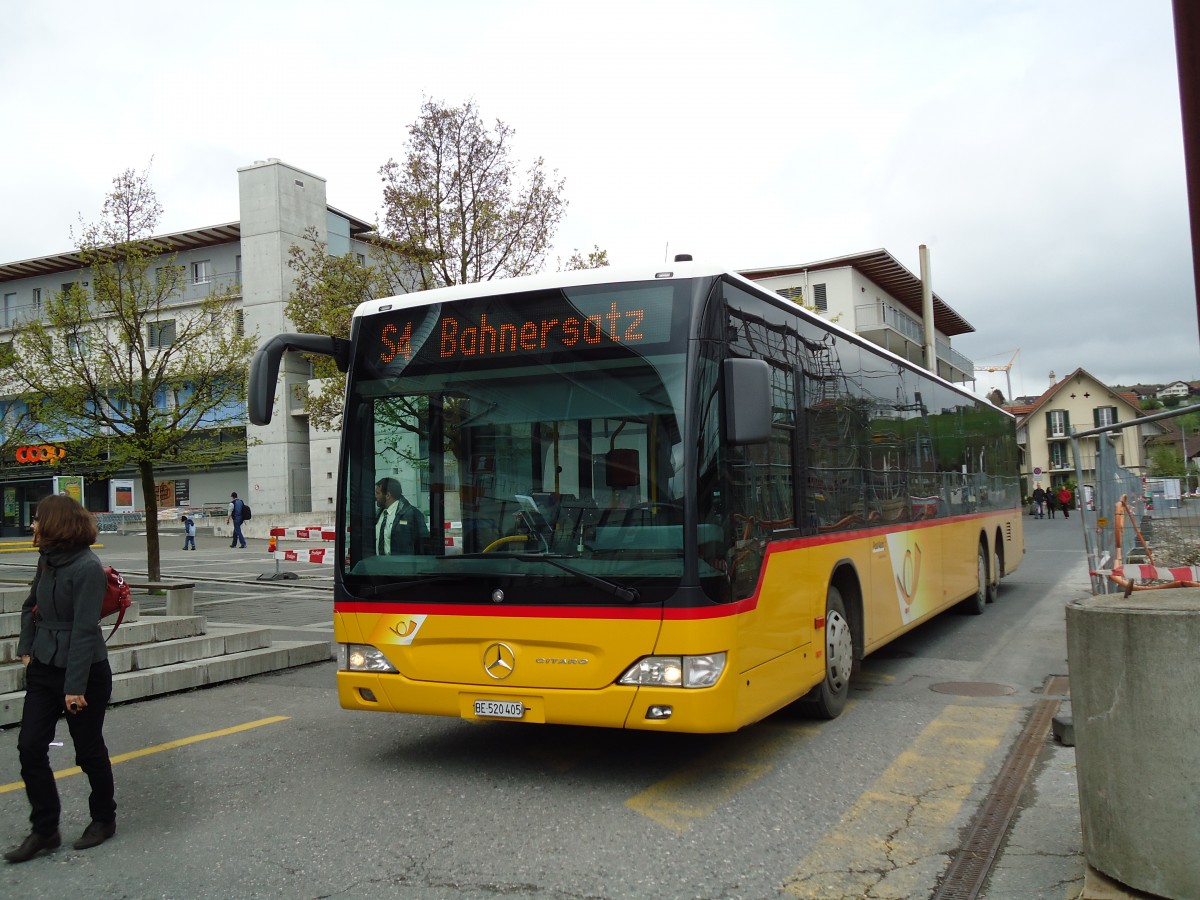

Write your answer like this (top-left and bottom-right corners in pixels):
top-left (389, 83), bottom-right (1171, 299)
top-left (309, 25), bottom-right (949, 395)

top-left (1031, 485), bottom-right (1046, 519)
top-left (1057, 485), bottom-right (1073, 519)
top-left (1045, 488), bottom-right (1057, 519)
top-left (6, 494), bottom-right (117, 863)
top-left (227, 492), bottom-right (247, 549)
top-left (181, 515), bottom-right (196, 550)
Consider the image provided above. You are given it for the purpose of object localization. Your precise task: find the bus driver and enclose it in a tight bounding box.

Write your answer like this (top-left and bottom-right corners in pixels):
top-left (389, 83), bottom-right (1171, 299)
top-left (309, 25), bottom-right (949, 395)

top-left (373, 478), bottom-right (428, 555)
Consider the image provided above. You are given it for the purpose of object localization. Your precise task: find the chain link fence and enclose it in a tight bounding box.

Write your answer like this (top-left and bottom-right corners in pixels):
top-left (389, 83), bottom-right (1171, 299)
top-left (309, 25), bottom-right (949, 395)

top-left (1073, 404), bottom-right (1200, 594)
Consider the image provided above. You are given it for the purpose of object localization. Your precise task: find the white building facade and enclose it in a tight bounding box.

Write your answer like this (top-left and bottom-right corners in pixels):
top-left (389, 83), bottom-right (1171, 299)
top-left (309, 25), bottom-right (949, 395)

top-left (0, 159), bottom-right (376, 533)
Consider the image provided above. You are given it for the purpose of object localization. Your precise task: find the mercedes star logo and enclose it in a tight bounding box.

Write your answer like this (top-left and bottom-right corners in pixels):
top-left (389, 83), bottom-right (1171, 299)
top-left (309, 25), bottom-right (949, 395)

top-left (483, 642), bottom-right (516, 680)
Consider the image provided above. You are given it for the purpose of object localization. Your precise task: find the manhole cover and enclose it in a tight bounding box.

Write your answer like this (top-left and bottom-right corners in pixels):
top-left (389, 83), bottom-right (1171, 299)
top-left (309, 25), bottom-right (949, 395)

top-left (930, 681), bottom-right (1016, 696)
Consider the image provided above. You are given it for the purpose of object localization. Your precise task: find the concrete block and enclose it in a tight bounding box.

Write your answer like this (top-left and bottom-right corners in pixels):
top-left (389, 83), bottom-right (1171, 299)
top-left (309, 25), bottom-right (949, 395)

top-left (0, 587), bottom-right (28, 614)
top-left (148, 663), bottom-right (210, 696)
top-left (0, 664), bottom-right (25, 694)
top-left (106, 648), bottom-right (136, 675)
top-left (286, 641), bottom-right (333, 664)
top-left (165, 585), bottom-right (195, 616)
top-left (1051, 714), bottom-right (1074, 747)
top-left (132, 635), bottom-right (228, 670)
top-left (151, 616), bottom-right (207, 642)
top-left (1067, 589), bottom-right (1200, 899)
top-left (0, 611), bottom-right (20, 639)
top-left (0, 692), bottom-right (24, 726)
top-left (0, 637), bottom-right (21, 662)
top-left (204, 647), bottom-right (283, 682)
top-left (214, 626), bottom-right (273, 654)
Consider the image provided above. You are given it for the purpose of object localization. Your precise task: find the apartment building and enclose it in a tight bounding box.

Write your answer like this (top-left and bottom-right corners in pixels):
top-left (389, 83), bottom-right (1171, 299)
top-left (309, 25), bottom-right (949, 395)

top-left (0, 159), bottom-right (375, 534)
top-left (739, 249), bottom-right (976, 384)
top-left (1009, 368), bottom-right (1162, 493)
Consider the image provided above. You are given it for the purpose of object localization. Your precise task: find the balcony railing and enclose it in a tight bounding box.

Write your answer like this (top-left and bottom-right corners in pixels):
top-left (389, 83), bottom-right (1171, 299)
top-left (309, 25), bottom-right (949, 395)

top-left (854, 303), bottom-right (974, 380)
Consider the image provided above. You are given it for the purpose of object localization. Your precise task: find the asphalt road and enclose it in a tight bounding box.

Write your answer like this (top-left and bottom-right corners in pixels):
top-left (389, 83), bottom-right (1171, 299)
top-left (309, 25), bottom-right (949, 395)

top-left (0, 519), bottom-right (1093, 899)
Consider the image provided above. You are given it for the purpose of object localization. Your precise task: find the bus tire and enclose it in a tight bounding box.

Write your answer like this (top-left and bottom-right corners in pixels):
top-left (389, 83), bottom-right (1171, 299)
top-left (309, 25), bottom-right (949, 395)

top-left (986, 539), bottom-right (1002, 604)
top-left (800, 585), bottom-right (852, 719)
top-left (960, 543), bottom-right (988, 615)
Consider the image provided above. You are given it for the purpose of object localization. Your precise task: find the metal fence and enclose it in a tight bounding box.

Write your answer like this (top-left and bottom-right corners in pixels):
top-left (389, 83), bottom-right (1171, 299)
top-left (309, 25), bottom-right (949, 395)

top-left (1073, 403), bottom-right (1200, 594)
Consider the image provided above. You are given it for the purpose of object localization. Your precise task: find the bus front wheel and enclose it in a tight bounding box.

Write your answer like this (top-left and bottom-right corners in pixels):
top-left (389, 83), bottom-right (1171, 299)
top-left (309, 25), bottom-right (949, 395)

top-left (800, 585), bottom-right (852, 719)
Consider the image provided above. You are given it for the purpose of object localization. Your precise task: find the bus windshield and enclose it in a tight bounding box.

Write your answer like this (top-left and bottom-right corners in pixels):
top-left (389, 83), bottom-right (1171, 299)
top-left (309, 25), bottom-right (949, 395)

top-left (341, 280), bottom-right (694, 605)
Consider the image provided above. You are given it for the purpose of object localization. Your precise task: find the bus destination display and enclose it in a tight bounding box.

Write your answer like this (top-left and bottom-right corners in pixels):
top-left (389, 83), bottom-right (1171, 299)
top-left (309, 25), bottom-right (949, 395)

top-left (376, 285), bottom-right (675, 366)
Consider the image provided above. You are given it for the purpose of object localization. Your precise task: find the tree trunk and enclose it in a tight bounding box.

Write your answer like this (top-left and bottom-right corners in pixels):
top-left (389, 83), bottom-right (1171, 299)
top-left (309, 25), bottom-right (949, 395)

top-left (139, 460), bottom-right (162, 581)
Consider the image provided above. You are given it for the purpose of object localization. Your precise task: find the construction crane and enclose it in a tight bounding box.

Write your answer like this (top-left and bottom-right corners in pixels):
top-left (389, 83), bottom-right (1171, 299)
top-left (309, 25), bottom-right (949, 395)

top-left (974, 349), bottom-right (1019, 401)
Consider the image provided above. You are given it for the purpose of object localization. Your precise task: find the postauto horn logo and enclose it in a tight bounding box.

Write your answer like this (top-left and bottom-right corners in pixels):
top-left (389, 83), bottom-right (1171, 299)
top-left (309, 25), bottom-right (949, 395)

top-left (16, 445), bottom-right (66, 464)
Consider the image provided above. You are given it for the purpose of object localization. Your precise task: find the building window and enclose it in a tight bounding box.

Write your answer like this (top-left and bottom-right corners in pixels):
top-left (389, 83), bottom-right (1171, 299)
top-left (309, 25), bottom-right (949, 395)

top-left (66, 332), bottom-right (90, 356)
top-left (812, 283), bottom-right (828, 311)
top-left (1049, 443), bottom-right (1069, 469)
top-left (3, 293), bottom-right (14, 328)
top-left (356, 253), bottom-right (366, 266)
top-left (234, 309), bottom-right (245, 337)
top-left (32, 287), bottom-right (41, 309)
top-left (147, 320), bottom-right (176, 348)
top-left (157, 265), bottom-right (185, 291)
top-left (1094, 406), bottom-right (1118, 428)
top-left (192, 260), bottom-right (213, 285)
top-left (1046, 410), bottom-right (1069, 437)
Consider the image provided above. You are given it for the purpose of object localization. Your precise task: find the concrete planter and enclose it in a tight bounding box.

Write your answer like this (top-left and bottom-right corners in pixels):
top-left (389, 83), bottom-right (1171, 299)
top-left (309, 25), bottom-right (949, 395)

top-left (1066, 590), bottom-right (1200, 899)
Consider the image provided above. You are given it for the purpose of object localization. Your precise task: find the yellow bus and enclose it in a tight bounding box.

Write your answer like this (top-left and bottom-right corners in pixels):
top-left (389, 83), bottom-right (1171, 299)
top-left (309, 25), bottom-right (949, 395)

top-left (249, 261), bottom-right (1023, 732)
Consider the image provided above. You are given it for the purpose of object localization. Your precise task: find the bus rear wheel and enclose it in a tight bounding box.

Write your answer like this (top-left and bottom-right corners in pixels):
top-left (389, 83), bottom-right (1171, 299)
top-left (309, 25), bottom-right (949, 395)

top-left (960, 543), bottom-right (988, 615)
top-left (800, 585), bottom-right (852, 719)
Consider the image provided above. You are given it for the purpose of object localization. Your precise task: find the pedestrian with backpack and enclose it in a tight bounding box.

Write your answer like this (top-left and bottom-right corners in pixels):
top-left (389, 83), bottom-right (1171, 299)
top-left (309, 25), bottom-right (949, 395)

top-left (181, 515), bottom-right (196, 550)
top-left (7, 494), bottom-right (117, 863)
top-left (227, 492), bottom-right (247, 549)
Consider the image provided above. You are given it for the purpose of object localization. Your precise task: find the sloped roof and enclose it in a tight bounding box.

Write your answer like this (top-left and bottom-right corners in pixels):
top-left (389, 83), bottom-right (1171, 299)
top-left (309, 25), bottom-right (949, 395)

top-left (0, 207), bottom-right (375, 282)
top-left (1011, 368), bottom-right (1147, 425)
top-left (739, 248), bottom-right (974, 337)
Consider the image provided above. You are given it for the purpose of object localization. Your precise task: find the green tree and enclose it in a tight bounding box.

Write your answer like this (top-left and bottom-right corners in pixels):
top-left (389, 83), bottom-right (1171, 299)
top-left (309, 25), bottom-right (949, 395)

top-left (560, 245), bottom-right (610, 271)
top-left (1149, 446), bottom-right (1185, 477)
top-left (288, 98), bottom-right (603, 430)
top-left (379, 97), bottom-right (569, 291)
top-left (3, 166), bottom-right (256, 579)
top-left (284, 230), bottom-right (398, 430)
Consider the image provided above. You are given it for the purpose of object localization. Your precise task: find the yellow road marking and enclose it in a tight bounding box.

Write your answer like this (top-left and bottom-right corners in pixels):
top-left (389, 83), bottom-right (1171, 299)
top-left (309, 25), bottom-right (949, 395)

top-left (0, 715), bottom-right (289, 794)
top-left (626, 720), bottom-right (823, 833)
top-left (783, 704), bottom-right (1021, 898)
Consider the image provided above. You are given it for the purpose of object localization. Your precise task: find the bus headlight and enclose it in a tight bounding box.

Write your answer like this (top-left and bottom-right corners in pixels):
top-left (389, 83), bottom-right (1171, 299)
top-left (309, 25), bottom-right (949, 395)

top-left (618, 653), bottom-right (726, 688)
top-left (338, 643), bottom-right (398, 673)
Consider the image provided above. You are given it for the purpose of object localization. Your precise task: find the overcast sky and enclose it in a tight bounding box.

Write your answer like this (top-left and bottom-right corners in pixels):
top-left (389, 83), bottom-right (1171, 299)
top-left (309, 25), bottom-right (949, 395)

top-left (3, 0), bottom-right (1196, 400)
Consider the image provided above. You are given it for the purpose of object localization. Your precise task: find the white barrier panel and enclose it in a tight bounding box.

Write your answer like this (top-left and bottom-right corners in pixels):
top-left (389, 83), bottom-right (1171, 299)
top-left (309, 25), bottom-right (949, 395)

top-left (274, 548), bottom-right (334, 565)
top-left (270, 527), bottom-right (336, 541)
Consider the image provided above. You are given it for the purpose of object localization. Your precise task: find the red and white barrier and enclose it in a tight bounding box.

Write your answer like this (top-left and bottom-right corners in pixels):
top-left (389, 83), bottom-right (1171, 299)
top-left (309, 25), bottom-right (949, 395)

top-left (275, 547), bottom-right (334, 565)
top-left (1096, 565), bottom-right (1200, 582)
top-left (270, 526), bottom-right (337, 541)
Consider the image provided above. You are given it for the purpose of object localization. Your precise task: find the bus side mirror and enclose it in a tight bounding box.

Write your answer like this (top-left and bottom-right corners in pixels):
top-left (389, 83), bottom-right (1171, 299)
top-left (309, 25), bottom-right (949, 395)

top-left (723, 358), bottom-right (772, 445)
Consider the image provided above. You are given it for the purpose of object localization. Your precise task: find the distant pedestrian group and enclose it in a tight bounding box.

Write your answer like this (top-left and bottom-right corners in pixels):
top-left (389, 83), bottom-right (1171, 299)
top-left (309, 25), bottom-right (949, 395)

top-left (1032, 485), bottom-right (1072, 519)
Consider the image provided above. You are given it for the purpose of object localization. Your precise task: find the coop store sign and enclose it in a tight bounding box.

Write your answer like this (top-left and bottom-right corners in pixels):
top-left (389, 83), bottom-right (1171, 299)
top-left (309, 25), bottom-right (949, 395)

top-left (15, 445), bottom-right (66, 464)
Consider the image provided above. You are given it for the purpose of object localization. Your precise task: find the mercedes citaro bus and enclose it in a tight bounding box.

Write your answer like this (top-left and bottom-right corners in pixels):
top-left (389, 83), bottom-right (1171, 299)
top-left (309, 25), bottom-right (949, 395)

top-left (248, 260), bottom-right (1023, 732)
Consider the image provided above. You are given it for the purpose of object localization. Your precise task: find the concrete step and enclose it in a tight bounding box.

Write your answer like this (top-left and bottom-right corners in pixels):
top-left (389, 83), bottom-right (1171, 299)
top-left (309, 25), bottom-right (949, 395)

top-left (0, 617), bottom-right (226, 693)
top-left (0, 586), bottom-right (28, 614)
top-left (0, 610), bottom-right (195, 661)
top-left (0, 638), bottom-right (331, 726)
top-left (0, 600), bottom-right (146, 639)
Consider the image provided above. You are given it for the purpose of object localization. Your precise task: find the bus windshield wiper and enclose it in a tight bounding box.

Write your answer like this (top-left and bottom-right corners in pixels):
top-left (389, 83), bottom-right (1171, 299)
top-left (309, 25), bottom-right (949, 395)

top-left (514, 554), bottom-right (641, 603)
top-left (359, 574), bottom-right (457, 597)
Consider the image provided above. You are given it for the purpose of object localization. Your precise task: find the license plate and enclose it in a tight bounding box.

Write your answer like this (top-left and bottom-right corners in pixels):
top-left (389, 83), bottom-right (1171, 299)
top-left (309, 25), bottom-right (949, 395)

top-left (474, 699), bottom-right (525, 719)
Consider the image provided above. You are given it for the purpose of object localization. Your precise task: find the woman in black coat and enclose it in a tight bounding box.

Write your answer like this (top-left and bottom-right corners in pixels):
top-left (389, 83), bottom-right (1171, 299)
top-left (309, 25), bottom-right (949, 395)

top-left (5, 494), bottom-right (116, 863)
